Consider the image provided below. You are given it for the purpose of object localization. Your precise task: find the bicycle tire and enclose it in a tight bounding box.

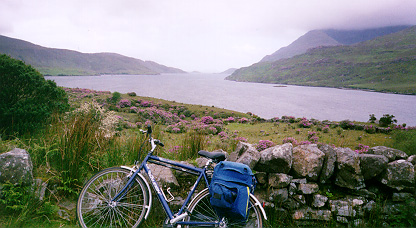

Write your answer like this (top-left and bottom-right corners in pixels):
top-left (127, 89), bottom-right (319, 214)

top-left (77, 167), bottom-right (149, 228)
top-left (185, 188), bottom-right (263, 228)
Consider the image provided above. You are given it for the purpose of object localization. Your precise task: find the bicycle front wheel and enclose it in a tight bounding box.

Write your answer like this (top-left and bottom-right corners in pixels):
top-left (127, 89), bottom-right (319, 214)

top-left (77, 167), bottom-right (149, 228)
top-left (186, 188), bottom-right (263, 228)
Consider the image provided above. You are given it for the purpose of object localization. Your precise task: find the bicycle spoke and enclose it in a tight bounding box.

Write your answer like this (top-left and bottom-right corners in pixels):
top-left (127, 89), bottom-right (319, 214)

top-left (77, 167), bottom-right (148, 228)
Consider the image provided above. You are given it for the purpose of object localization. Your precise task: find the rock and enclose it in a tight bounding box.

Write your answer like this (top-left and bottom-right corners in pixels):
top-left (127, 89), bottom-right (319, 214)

top-left (392, 192), bottom-right (413, 202)
top-left (318, 144), bottom-right (337, 184)
top-left (0, 148), bottom-right (33, 186)
top-left (380, 160), bottom-right (414, 191)
top-left (147, 163), bottom-right (179, 186)
top-left (329, 199), bottom-right (356, 217)
top-left (228, 142), bottom-right (253, 161)
top-left (354, 188), bottom-right (377, 199)
top-left (312, 194), bottom-right (328, 208)
top-left (291, 144), bottom-right (325, 181)
top-left (269, 188), bottom-right (289, 203)
top-left (407, 155), bottom-right (416, 166)
top-left (291, 178), bottom-right (307, 184)
top-left (363, 200), bottom-right (376, 213)
top-left (254, 143), bottom-right (293, 173)
top-left (367, 146), bottom-right (408, 162)
top-left (33, 178), bottom-right (48, 201)
top-left (335, 147), bottom-right (365, 190)
top-left (228, 142), bottom-right (260, 169)
top-left (292, 194), bottom-right (306, 205)
top-left (359, 154), bottom-right (388, 180)
top-left (298, 183), bottom-right (319, 194)
top-left (292, 207), bottom-right (332, 221)
top-left (254, 172), bottom-right (268, 185)
top-left (288, 182), bottom-right (297, 196)
top-left (269, 173), bottom-right (293, 188)
top-left (195, 157), bottom-right (209, 168)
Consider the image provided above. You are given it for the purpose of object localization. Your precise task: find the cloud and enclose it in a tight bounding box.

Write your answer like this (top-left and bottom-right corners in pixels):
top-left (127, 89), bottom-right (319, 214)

top-left (1, 0), bottom-right (416, 72)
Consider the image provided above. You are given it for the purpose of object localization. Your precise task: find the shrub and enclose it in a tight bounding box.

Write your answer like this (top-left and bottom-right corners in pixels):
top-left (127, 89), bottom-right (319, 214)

top-left (110, 91), bottom-right (121, 104)
top-left (369, 114), bottom-right (377, 123)
top-left (256, 140), bottom-right (275, 151)
top-left (339, 120), bottom-right (354, 130)
top-left (379, 114), bottom-right (397, 127)
top-left (0, 54), bottom-right (69, 137)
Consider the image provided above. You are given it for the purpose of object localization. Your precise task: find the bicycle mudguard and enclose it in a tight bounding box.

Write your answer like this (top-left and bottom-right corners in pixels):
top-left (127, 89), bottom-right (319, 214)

top-left (121, 166), bottom-right (152, 220)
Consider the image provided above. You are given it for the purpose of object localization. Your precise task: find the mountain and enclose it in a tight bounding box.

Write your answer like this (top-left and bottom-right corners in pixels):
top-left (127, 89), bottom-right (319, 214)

top-left (260, 25), bottom-right (411, 62)
top-left (0, 35), bottom-right (185, 76)
top-left (227, 26), bottom-right (416, 95)
top-left (221, 68), bottom-right (237, 74)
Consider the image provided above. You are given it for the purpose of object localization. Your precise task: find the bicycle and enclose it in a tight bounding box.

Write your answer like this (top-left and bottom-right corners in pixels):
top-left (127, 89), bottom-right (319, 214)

top-left (77, 125), bottom-right (267, 227)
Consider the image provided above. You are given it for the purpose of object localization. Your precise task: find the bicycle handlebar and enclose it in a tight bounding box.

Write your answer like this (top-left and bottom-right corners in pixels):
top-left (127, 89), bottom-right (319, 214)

top-left (139, 125), bottom-right (164, 148)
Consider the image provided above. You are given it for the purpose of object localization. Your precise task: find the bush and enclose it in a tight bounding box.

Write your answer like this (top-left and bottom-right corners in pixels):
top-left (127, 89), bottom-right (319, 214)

top-left (0, 55), bottom-right (68, 137)
top-left (379, 114), bottom-right (397, 127)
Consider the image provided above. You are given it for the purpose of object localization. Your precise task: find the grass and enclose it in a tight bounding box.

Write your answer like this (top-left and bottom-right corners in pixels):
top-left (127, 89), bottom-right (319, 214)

top-left (1, 89), bottom-right (415, 227)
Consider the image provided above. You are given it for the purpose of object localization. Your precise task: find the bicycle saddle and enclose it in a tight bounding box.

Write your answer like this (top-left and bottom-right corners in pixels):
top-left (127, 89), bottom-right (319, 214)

top-left (198, 150), bottom-right (226, 162)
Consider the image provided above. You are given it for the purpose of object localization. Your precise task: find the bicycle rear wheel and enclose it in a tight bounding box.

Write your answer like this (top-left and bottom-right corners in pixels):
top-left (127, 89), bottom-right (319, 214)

top-left (186, 188), bottom-right (263, 228)
top-left (77, 167), bottom-right (149, 228)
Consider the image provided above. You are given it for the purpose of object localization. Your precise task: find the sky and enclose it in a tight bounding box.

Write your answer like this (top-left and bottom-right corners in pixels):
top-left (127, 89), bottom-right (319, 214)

top-left (1, 0), bottom-right (416, 73)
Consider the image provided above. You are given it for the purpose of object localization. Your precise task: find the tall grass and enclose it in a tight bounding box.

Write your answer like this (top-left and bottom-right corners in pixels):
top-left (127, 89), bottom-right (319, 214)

top-left (177, 130), bottom-right (208, 161)
top-left (390, 130), bottom-right (416, 155)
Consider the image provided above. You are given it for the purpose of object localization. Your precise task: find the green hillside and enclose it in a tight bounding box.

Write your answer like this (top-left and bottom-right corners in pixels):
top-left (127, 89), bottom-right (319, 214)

top-left (0, 35), bottom-right (185, 76)
top-left (227, 26), bottom-right (416, 94)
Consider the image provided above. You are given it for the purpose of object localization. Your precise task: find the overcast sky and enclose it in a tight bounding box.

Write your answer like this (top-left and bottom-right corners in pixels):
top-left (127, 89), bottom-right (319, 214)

top-left (1, 0), bottom-right (416, 72)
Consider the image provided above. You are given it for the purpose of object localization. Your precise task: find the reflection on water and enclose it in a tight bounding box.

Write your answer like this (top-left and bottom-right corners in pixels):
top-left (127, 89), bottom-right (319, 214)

top-left (46, 73), bottom-right (416, 126)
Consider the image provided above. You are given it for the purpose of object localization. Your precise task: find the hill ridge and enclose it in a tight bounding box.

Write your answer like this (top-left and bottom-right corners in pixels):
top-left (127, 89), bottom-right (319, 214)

top-left (0, 35), bottom-right (185, 76)
top-left (227, 25), bottom-right (416, 95)
top-left (260, 25), bottom-right (411, 63)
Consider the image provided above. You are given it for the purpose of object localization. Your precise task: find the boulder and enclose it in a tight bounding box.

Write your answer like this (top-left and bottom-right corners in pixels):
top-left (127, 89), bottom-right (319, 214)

top-left (228, 141), bottom-right (253, 162)
top-left (0, 148), bottom-right (33, 186)
top-left (254, 143), bottom-right (293, 173)
top-left (228, 142), bottom-right (260, 169)
top-left (147, 163), bottom-right (179, 186)
top-left (379, 159), bottom-right (414, 191)
top-left (318, 144), bottom-right (337, 184)
top-left (335, 147), bottom-right (365, 190)
top-left (367, 146), bottom-right (408, 162)
top-left (359, 154), bottom-right (388, 180)
top-left (291, 144), bottom-right (325, 181)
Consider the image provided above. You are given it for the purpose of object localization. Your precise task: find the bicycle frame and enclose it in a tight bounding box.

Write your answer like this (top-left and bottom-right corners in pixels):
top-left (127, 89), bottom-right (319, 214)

top-left (111, 144), bottom-right (218, 226)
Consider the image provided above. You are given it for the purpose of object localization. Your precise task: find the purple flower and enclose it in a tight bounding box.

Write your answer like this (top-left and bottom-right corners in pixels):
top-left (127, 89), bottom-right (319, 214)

top-left (256, 140), bottom-right (275, 151)
top-left (239, 118), bottom-right (249, 123)
top-left (119, 99), bottom-right (131, 108)
top-left (283, 137), bottom-right (298, 145)
top-left (201, 116), bottom-right (215, 124)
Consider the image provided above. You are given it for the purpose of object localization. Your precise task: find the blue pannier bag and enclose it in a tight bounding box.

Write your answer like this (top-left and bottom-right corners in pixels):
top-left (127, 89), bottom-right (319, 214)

top-left (209, 161), bottom-right (256, 223)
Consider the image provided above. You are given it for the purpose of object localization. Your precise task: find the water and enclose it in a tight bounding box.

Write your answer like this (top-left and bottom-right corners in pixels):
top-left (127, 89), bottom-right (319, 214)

top-left (46, 73), bottom-right (416, 126)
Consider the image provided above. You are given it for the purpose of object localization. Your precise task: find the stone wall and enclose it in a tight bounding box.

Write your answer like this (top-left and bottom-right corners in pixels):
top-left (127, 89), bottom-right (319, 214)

top-left (228, 142), bottom-right (416, 226)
